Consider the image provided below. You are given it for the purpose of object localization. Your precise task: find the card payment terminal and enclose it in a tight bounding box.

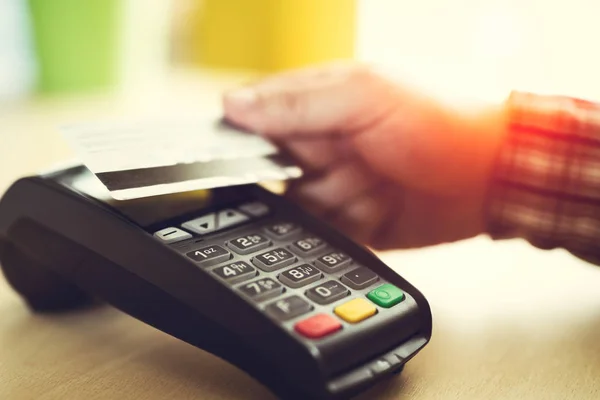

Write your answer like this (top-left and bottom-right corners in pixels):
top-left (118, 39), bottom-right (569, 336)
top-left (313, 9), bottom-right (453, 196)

top-left (0, 165), bottom-right (432, 400)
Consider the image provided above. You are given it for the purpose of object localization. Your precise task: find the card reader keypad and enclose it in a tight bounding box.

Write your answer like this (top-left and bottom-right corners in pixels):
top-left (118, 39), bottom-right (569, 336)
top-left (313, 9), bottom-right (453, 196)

top-left (157, 200), bottom-right (407, 343)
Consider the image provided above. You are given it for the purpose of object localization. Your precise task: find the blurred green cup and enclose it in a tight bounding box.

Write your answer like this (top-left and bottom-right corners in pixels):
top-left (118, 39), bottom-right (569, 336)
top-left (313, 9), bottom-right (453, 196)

top-left (26, 0), bottom-right (121, 94)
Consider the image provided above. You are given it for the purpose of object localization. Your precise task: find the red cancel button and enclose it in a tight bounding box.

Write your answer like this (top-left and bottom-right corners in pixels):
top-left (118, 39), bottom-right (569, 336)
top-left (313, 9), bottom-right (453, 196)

top-left (294, 313), bottom-right (342, 339)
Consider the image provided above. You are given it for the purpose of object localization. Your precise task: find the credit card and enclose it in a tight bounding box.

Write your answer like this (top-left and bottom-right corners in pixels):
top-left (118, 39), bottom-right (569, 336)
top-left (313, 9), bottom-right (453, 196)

top-left (60, 116), bottom-right (302, 200)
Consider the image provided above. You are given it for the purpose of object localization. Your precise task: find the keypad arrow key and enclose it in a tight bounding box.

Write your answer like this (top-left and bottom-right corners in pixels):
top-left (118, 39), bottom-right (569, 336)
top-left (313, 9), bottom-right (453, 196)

top-left (217, 209), bottom-right (249, 229)
top-left (182, 213), bottom-right (217, 235)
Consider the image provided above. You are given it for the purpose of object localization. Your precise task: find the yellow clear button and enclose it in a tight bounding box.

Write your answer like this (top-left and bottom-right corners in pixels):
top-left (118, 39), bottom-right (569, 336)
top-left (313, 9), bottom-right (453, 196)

top-left (334, 298), bottom-right (377, 323)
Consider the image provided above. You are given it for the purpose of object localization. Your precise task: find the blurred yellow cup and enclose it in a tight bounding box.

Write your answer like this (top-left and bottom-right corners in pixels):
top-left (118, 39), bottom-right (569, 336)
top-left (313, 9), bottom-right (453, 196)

top-left (192, 0), bottom-right (357, 72)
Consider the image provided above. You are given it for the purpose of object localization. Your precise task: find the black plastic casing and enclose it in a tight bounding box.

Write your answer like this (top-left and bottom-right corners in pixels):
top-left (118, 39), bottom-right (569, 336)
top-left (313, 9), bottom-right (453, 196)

top-left (0, 166), bottom-right (432, 400)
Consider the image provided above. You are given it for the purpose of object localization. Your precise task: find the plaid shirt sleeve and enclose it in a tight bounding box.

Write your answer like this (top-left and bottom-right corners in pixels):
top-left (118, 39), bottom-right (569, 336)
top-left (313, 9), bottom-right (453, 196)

top-left (485, 90), bottom-right (600, 266)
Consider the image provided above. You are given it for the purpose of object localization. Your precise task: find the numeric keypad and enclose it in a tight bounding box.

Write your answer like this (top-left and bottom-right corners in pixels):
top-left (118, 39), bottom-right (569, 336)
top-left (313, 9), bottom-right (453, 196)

top-left (166, 208), bottom-right (395, 341)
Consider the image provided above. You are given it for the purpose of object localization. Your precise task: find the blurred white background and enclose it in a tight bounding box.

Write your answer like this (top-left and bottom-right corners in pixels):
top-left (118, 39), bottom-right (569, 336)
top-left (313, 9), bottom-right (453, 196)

top-left (1, 0), bottom-right (599, 105)
top-left (357, 0), bottom-right (600, 102)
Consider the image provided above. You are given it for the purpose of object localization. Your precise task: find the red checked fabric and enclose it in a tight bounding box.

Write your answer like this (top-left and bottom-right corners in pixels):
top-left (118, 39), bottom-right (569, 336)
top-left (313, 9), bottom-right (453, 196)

top-left (485, 90), bottom-right (600, 266)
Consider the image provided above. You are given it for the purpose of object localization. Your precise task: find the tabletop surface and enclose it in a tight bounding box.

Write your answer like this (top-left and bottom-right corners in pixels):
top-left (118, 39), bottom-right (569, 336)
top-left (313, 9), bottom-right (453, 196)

top-left (1, 70), bottom-right (600, 400)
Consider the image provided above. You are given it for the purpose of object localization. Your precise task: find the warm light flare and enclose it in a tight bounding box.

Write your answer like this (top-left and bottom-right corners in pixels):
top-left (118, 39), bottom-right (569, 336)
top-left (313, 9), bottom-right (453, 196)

top-left (472, 9), bottom-right (525, 60)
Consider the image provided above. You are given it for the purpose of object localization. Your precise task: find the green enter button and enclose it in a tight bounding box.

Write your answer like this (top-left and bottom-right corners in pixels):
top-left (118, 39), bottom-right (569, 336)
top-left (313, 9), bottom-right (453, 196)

top-left (367, 284), bottom-right (405, 308)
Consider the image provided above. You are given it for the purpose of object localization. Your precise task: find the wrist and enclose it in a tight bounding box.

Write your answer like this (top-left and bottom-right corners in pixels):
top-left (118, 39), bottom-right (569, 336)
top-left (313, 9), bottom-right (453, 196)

top-left (443, 95), bottom-right (511, 236)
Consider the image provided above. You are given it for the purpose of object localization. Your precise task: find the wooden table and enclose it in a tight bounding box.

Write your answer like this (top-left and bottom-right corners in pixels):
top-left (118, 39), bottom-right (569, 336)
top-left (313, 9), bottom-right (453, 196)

top-left (2, 70), bottom-right (600, 400)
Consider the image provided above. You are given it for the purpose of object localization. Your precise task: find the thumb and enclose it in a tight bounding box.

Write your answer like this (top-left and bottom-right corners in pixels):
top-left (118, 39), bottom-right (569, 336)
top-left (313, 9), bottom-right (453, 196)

top-left (222, 63), bottom-right (397, 137)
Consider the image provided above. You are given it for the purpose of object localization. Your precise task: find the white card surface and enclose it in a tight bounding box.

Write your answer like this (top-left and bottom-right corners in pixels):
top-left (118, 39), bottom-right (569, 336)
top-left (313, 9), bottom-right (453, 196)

top-left (60, 117), bottom-right (302, 200)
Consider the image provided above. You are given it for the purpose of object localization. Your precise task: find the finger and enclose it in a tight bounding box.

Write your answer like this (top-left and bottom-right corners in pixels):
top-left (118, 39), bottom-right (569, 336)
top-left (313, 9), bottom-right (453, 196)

top-left (241, 61), bottom-right (356, 91)
top-left (274, 136), bottom-right (355, 175)
top-left (222, 63), bottom-right (397, 137)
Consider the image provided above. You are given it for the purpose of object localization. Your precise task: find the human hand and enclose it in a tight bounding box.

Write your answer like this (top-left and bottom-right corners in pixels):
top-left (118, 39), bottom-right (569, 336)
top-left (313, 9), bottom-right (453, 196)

top-left (222, 63), bottom-right (508, 250)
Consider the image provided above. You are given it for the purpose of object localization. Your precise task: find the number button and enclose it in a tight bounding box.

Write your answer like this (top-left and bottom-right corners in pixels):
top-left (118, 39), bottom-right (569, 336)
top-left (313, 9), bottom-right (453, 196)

top-left (341, 267), bottom-right (379, 290)
top-left (279, 264), bottom-right (323, 288)
top-left (212, 261), bottom-right (257, 284)
top-left (264, 222), bottom-right (300, 239)
top-left (291, 236), bottom-right (325, 255)
top-left (227, 233), bottom-right (271, 255)
top-left (264, 295), bottom-right (313, 321)
top-left (305, 280), bottom-right (350, 305)
top-left (186, 245), bottom-right (231, 266)
top-left (238, 278), bottom-right (284, 302)
top-left (252, 248), bottom-right (296, 272)
top-left (315, 251), bottom-right (352, 272)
